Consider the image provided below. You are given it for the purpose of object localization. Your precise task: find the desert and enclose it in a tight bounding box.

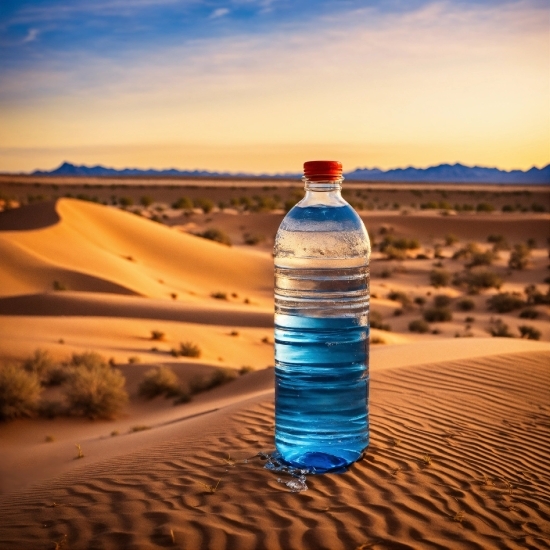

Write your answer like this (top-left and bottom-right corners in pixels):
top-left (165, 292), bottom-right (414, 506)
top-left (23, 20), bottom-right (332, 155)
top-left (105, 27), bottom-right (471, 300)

top-left (0, 177), bottom-right (549, 550)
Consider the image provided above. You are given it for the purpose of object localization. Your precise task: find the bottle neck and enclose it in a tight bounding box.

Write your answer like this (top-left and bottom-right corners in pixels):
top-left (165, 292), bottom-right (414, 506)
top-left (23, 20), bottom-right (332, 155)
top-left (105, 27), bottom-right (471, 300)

top-left (301, 177), bottom-right (346, 206)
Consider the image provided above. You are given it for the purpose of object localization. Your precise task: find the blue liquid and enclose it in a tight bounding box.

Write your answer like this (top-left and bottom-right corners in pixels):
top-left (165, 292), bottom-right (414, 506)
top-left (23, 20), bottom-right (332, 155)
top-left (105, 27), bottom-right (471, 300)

top-left (275, 315), bottom-right (369, 472)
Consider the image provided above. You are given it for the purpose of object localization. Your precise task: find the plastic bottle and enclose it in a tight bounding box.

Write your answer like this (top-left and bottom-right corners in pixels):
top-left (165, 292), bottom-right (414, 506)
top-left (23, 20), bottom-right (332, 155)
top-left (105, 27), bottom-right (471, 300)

top-left (274, 160), bottom-right (371, 473)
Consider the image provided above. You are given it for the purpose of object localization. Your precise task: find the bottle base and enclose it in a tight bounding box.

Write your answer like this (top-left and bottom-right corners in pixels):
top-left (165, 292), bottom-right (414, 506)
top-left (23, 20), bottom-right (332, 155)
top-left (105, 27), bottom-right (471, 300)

top-left (278, 449), bottom-right (365, 474)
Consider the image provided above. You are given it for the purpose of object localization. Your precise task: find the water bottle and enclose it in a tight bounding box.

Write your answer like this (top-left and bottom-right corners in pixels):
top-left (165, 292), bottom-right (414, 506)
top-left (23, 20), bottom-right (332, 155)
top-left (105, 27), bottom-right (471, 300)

top-left (274, 160), bottom-right (371, 473)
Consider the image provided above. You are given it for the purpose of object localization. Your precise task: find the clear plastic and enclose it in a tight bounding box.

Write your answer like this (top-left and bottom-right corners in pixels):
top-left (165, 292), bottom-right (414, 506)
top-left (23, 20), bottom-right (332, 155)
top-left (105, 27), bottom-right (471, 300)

top-left (274, 174), bottom-right (371, 473)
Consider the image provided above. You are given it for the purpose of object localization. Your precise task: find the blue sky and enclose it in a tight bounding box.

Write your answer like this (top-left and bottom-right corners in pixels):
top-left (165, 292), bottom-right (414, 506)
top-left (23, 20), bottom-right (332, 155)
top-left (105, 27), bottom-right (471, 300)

top-left (0, 0), bottom-right (548, 172)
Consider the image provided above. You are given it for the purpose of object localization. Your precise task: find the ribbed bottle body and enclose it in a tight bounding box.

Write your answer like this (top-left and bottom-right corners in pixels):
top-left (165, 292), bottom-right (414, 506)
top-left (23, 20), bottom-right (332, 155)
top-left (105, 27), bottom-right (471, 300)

top-left (274, 201), bottom-right (370, 473)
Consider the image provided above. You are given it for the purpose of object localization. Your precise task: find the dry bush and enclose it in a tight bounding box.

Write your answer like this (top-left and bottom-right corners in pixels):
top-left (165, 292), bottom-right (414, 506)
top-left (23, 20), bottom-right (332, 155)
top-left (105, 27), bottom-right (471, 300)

top-left (508, 244), bottom-right (531, 270)
top-left (138, 366), bottom-right (183, 399)
top-left (488, 318), bottom-right (514, 338)
top-left (196, 228), bottom-right (232, 246)
top-left (457, 298), bottom-right (475, 311)
top-left (179, 342), bottom-right (201, 358)
top-left (434, 295), bottom-right (452, 308)
top-left (518, 325), bottom-right (541, 340)
top-left (22, 349), bottom-right (67, 386)
top-left (487, 292), bottom-right (525, 313)
top-left (430, 269), bottom-right (451, 288)
top-left (0, 363), bottom-right (42, 420)
top-left (409, 319), bottom-right (430, 333)
top-left (190, 368), bottom-right (237, 394)
top-left (452, 269), bottom-right (503, 294)
top-left (423, 307), bottom-right (453, 323)
top-left (370, 311), bottom-right (391, 331)
top-left (64, 355), bottom-right (128, 419)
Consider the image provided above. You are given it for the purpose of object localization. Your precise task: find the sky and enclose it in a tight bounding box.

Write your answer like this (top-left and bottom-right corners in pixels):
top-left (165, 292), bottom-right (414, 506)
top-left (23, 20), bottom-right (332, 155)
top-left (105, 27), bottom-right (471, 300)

top-left (0, 0), bottom-right (548, 174)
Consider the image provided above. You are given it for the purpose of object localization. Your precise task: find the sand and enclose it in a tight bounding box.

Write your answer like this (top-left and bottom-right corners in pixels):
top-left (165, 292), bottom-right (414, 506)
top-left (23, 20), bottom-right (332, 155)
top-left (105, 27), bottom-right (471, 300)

top-left (0, 192), bottom-right (549, 549)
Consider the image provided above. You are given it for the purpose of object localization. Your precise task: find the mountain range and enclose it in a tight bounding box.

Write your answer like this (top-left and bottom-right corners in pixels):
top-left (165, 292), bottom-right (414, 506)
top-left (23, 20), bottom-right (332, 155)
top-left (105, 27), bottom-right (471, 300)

top-left (32, 161), bottom-right (550, 184)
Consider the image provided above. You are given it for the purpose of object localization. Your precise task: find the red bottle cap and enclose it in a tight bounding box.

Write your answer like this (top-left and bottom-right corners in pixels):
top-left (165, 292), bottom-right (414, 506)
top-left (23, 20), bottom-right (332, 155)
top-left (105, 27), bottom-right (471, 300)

top-left (303, 160), bottom-right (343, 181)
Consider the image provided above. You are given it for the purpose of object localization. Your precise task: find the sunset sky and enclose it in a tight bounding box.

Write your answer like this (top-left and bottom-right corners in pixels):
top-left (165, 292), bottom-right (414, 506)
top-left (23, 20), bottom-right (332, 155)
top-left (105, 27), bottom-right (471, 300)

top-left (0, 0), bottom-right (548, 174)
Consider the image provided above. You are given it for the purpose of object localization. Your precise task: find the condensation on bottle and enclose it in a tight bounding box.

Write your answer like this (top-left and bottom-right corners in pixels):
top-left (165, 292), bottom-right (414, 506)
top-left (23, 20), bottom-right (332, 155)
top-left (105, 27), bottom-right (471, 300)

top-left (273, 160), bottom-right (371, 473)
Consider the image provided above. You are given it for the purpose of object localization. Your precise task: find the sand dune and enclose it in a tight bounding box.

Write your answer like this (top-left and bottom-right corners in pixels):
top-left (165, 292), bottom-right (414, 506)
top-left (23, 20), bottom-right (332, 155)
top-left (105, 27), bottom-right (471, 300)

top-left (0, 342), bottom-right (548, 549)
top-left (0, 199), bottom-right (273, 303)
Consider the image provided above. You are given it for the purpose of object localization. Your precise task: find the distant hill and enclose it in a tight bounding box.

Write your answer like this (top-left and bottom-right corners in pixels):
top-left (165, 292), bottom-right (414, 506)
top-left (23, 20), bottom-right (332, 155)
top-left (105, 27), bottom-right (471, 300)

top-left (31, 161), bottom-right (550, 184)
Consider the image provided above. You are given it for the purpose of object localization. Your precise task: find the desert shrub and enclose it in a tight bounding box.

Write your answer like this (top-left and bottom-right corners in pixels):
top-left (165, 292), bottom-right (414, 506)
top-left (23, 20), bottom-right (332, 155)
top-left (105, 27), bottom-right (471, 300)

top-left (429, 269), bottom-right (450, 288)
top-left (172, 196), bottom-right (193, 210)
top-left (487, 234), bottom-right (509, 251)
top-left (488, 318), bottom-right (514, 338)
top-left (531, 203), bottom-right (546, 213)
top-left (387, 291), bottom-right (412, 309)
top-left (467, 250), bottom-right (496, 268)
top-left (423, 307), bottom-right (452, 323)
top-left (518, 325), bottom-right (541, 340)
top-left (211, 292), bottom-right (228, 300)
top-left (70, 351), bottom-right (106, 369)
top-left (452, 269), bottom-right (503, 294)
top-left (433, 295), bottom-right (452, 308)
top-left (179, 342), bottom-right (201, 358)
top-left (370, 311), bottom-right (391, 331)
top-left (150, 330), bottom-right (165, 341)
top-left (243, 233), bottom-right (265, 245)
top-left (379, 236), bottom-right (420, 259)
top-left (196, 228), bottom-right (232, 246)
top-left (457, 298), bottom-right (475, 311)
top-left (524, 284), bottom-right (550, 305)
top-left (190, 368), bottom-right (237, 394)
top-left (487, 292), bottom-right (525, 313)
top-left (138, 366), bottom-right (182, 399)
top-left (64, 361), bottom-right (128, 419)
top-left (476, 202), bottom-right (495, 212)
top-left (508, 244), bottom-right (531, 270)
top-left (409, 319), bottom-right (430, 333)
top-left (23, 349), bottom-right (55, 381)
top-left (140, 196), bottom-right (154, 207)
top-left (519, 307), bottom-right (539, 319)
top-left (0, 363), bottom-right (42, 420)
top-left (452, 242), bottom-right (481, 261)
top-left (445, 234), bottom-right (459, 246)
top-left (119, 196), bottom-right (133, 207)
top-left (194, 198), bottom-right (214, 214)
top-left (53, 280), bottom-right (67, 291)
top-left (414, 296), bottom-right (426, 306)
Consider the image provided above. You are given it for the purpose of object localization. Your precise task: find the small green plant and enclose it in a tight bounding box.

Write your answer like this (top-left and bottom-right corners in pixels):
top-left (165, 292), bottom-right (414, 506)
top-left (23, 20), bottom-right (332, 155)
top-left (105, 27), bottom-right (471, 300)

top-left (518, 325), bottom-right (541, 340)
top-left (409, 319), bottom-right (430, 333)
top-left (179, 341), bottom-right (201, 358)
top-left (429, 269), bottom-right (450, 288)
top-left (0, 363), bottom-right (42, 420)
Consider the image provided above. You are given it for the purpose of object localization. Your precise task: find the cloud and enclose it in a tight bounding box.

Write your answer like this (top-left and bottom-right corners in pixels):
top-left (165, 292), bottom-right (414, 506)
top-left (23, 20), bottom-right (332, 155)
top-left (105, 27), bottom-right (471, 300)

top-left (209, 7), bottom-right (230, 19)
top-left (21, 28), bottom-right (39, 43)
